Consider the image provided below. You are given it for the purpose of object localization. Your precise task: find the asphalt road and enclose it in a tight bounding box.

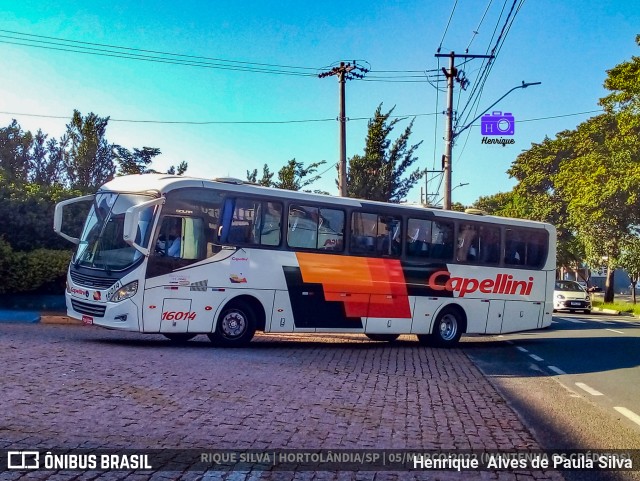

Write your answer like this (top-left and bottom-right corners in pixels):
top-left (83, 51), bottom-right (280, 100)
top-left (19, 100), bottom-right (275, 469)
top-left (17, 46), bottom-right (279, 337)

top-left (467, 312), bottom-right (640, 481)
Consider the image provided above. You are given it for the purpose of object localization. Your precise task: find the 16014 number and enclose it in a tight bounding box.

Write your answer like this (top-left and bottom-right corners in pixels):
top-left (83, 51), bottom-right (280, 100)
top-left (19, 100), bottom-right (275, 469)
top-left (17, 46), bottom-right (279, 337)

top-left (162, 311), bottom-right (196, 321)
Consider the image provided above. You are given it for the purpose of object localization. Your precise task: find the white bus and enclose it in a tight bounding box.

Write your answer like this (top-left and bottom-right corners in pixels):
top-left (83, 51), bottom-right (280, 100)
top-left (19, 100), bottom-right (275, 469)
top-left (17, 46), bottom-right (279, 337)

top-left (54, 174), bottom-right (556, 347)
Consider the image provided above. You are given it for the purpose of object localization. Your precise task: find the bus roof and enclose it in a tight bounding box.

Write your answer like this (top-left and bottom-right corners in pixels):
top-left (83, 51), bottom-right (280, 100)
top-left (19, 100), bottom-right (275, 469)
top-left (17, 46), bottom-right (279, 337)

top-left (99, 174), bottom-right (554, 231)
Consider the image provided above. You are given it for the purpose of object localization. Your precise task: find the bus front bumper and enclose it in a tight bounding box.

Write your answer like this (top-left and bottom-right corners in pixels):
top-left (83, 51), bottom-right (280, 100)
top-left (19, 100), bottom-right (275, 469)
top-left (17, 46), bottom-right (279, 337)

top-left (67, 296), bottom-right (140, 331)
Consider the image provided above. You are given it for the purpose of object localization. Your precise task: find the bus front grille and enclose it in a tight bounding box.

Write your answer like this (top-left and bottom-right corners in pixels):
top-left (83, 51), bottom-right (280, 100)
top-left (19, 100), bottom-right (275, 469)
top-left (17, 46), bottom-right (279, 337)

top-left (70, 271), bottom-right (119, 290)
top-left (71, 299), bottom-right (106, 318)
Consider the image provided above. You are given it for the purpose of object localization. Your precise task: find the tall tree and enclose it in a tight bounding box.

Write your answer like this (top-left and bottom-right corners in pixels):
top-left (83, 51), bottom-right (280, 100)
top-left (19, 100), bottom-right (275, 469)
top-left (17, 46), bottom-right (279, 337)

top-left (62, 110), bottom-right (116, 193)
top-left (555, 113), bottom-right (640, 301)
top-left (619, 237), bottom-right (640, 304)
top-left (247, 164), bottom-right (274, 187)
top-left (114, 146), bottom-right (161, 175)
top-left (346, 104), bottom-right (423, 202)
top-left (247, 159), bottom-right (325, 191)
top-left (0, 119), bottom-right (33, 183)
top-left (600, 34), bottom-right (640, 133)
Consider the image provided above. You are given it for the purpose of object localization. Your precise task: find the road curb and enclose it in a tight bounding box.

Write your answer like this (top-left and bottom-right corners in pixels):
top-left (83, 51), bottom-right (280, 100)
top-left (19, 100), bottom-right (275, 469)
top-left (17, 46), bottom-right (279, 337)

top-left (40, 314), bottom-right (82, 325)
top-left (592, 307), bottom-right (622, 315)
top-left (0, 310), bottom-right (82, 325)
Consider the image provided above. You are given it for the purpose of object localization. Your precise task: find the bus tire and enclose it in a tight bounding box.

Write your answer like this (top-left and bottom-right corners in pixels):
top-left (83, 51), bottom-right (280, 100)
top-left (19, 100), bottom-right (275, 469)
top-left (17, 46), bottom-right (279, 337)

top-left (365, 333), bottom-right (400, 342)
top-left (431, 306), bottom-right (465, 348)
top-left (208, 302), bottom-right (256, 346)
top-left (164, 333), bottom-right (196, 343)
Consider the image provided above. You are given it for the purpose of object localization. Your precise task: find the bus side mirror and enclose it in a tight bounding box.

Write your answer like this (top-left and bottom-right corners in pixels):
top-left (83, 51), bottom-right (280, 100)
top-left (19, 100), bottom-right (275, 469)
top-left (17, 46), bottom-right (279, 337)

top-left (53, 195), bottom-right (95, 244)
top-left (124, 197), bottom-right (165, 256)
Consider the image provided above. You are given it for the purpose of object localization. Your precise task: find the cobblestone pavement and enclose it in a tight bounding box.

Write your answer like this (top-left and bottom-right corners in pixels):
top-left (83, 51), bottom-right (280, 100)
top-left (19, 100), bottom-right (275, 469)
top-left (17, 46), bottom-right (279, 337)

top-left (0, 324), bottom-right (564, 481)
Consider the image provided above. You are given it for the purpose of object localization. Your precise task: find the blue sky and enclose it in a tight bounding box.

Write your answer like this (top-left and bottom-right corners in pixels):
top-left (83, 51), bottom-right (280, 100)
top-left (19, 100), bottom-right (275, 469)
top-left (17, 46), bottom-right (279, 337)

top-left (0, 0), bottom-right (638, 206)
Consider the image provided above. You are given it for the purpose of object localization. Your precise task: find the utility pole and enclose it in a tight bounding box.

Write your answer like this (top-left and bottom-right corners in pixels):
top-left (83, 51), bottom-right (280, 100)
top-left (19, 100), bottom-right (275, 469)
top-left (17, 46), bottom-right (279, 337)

top-left (435, 51), bottom-right (493, 210)
top-left (319, 61), bottom-right (368, 197)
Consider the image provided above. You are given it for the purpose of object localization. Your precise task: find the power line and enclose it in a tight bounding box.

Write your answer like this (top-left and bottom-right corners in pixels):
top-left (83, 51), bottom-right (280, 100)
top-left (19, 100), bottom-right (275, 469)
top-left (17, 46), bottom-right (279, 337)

top-left (466, 0), bottom-right (494, 52)
top-left (0, 29), bottom-right (319, 72)
top-left (438, 0), bottom-right (459, 52)
top-left (0, 37), bottom-right (317, 77)
top-left (0, 29), bottom-right (442, 81)
top-left (0, 108), bottom-right (601, 125)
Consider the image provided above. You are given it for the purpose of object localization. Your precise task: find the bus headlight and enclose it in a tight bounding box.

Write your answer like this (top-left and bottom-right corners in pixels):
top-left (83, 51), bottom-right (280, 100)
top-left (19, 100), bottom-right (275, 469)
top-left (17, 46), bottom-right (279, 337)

top-left (110, 281), bottom-right (138, 302)
top-left (555, 294), bottom-right (565, 300)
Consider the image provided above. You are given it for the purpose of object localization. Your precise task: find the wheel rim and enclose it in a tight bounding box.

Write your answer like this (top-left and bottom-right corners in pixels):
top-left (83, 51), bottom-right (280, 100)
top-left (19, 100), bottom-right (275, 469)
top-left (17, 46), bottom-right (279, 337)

top-left (438, 313), bottom-right (458, 341)
top-left (220, 310), bottom-right (247, 339)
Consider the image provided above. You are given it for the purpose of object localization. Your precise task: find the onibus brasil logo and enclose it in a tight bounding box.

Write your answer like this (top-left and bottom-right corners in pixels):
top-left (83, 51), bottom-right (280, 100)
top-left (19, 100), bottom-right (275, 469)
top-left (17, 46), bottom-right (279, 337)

top-left (480, 111), bottom-right (515, 146)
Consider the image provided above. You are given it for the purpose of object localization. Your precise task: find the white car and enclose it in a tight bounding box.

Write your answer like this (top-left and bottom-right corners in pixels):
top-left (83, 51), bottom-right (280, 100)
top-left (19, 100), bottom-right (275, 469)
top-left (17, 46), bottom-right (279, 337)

top-left (554, 280), bottom-right (591, 313)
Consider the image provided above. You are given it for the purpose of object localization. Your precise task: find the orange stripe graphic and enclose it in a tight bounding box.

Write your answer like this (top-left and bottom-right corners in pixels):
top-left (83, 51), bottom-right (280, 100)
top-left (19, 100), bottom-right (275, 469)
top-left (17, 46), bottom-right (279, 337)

top-left (295, 253), bottom-right (411, 318)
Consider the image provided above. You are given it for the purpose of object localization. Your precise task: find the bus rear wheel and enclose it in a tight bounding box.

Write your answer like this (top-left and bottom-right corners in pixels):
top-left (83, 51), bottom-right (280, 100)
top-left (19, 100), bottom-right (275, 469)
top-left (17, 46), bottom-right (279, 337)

top-left (208, 303), bottom-right (256, 347)
top-left (163, 333), bottom-right (196, 343)
top-left (365, 334), bottom-right (400, 342)
top-left (430, 306), bottom-right (465, 348)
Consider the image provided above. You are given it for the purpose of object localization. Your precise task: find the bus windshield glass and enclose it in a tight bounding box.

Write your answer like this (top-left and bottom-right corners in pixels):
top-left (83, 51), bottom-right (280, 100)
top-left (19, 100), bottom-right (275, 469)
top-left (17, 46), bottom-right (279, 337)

top-left (74, 192), bottom-right (156, 271)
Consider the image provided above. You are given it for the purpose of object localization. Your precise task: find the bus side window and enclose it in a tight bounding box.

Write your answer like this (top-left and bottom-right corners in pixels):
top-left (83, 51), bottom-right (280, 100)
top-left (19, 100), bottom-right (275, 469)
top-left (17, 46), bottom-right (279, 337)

top-left (431, 221), bottom-right (454, 260)
top-left (456, 224), bottom-right (478, 262)
top-left (259, 202), bottom-right (282, 246)
top-left (350, 212), bottom-right (377, 253)
top-left (318, 208), bottom-right (344, 251)
top-left (479, 226), bottom-right (501, 264)
top-left (407, 218), bottom-right (430, 257)
top-left (377, 216), bottom-right (401, 257)
top-left (288, 205), bottom-right (318, 249)
top-left (504, 228), bottom-right (524, 265)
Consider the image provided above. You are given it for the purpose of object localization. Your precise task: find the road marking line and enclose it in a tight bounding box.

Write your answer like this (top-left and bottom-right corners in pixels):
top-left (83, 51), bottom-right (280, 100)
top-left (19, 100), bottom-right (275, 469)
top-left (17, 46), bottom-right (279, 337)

top-left (562, 318), bottom-right (586, 324)
top-left (606, 328), bottom-right (624, 334)
top-left (529, 354), bottom-right (544, 362)
top-left (548, 366), bottom-right (566, 375)
top-left (575, 382), bottom-right (603, 396)
top-left (516, 346), bottom-right (528, 353)
top-left (614, 407), bottom-right (640, 427)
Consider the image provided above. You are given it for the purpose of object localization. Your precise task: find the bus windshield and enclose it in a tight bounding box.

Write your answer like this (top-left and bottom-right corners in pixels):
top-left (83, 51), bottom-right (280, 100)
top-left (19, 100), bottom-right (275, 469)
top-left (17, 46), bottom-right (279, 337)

top-left (74, 192), bottom-right (157, 271)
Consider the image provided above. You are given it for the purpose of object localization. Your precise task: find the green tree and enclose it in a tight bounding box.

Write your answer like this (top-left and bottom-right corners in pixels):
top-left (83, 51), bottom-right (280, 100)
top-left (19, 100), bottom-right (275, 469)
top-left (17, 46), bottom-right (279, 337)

top-left (0, 173), bottom-right (83, 251)
top-left (555, 113), bottom-right (640, 301)
top-left (31, 130), bottom-right (66, 186)
top-left (114, 146), bottom-right (161, 175)
top-left (247, 164), bottom-right (274, 186)
top-left (0, 119), bottom-right (33, 183)
top-left (247, 159), bottom-right (325, 191)
top-left (62, 110), bottom-right (117, 193)
top-left (600, 34), bottom-right (640, 133)
top-left (619, 237), bottom-right (640, 304)
top-left (166, 161), bottom-right (188, 175)
top-left (346, 104), bottom-right (423, 202)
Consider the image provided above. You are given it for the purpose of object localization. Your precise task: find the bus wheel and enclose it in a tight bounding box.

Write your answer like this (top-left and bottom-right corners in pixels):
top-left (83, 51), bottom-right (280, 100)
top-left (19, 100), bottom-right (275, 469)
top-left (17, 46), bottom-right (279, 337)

top-left (163, 333), bottom-right (196, 343)
top-left (208, 303), bottom-right (256, 346)
top-left (431, 307), bottom-right (464, 347)
top-left (365, 333), bottom-right (400, 342)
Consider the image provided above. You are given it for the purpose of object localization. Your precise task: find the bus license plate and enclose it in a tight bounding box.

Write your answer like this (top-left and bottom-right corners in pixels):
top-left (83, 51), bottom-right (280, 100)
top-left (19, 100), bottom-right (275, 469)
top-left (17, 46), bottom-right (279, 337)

top-left (82, 315), bottom-right (94, 325)
top-left (570, 302), bottom-right (581, 306)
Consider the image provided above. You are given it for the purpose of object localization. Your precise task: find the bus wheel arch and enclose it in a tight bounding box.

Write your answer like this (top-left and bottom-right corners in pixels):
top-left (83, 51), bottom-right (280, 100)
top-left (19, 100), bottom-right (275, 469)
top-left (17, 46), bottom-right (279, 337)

top-left (427, 304), bottom-right (467, 348)
top-left (208, 296), bottom-right (263, 346)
